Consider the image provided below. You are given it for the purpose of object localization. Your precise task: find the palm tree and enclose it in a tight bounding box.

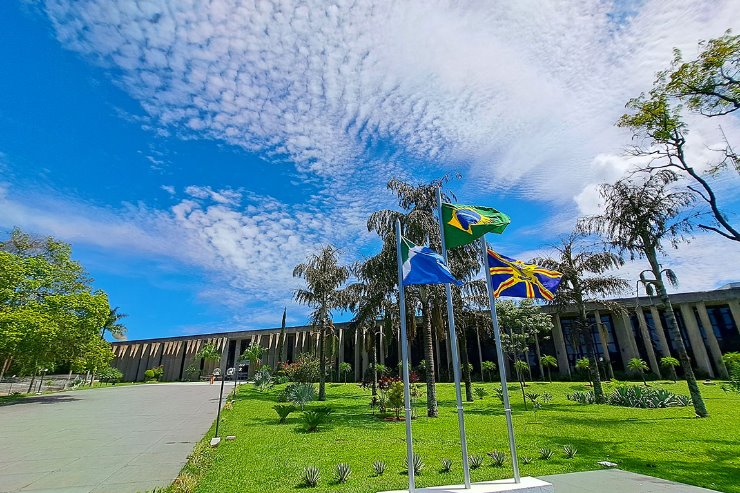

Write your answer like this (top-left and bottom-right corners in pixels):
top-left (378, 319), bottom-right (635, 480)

top-left (540, 355), bottom-right (557, 383)
top-left (481, 361), bottom-right (496, 382)
top-left (579, 170), bottom-right (710, 416)
top-left (100, 307), bottom-right (127, 341)
top-left (627, 357), bottom-right (650, 386)
top-left (661, 356), bottom-right (680, 383)
top-left (240, 342), bottom-right (265, 371)
top-left (293, 245), bottom-right (350, 401)
top-left (538, 233), bottom-right (628, 404)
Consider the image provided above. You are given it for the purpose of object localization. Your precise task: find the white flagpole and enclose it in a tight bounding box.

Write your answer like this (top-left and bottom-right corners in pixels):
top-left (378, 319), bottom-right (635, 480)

top-left (436, 187), bottom-right (472, 488)
top-left (480, 236), bottom-right (521, 483)
top-left (395, 219), bottom-right (415, 493)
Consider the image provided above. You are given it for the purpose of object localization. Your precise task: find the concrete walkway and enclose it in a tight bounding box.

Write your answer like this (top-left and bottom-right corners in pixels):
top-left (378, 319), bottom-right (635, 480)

top-left (539, 469), bottom-right (722, 492)
top-left (0, 382), bottom-right (224, 493)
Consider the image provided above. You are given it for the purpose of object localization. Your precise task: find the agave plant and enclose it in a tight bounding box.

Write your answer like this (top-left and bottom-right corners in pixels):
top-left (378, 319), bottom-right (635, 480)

top-left (469, 455), bottom-right (484, 469)
top-left (521, 456), bottom-right (533, 465)
top-left (488, 450), bottom-right (506, 467)
top-left (563, 444), bottom-right (577, 458)
top-left (336, 463), bottom-right (351, 484)
top-left (539, 448), bottom-right (554, 460)
top-left (474, 387), bottom-right (488, 400)
top-left (372, 460), bottom-right (386, 476)
top-left (303, 466), bottom-right (320, 487)
top-left (286, 382), bottom-right (316, 410)
top-left (404, 453), bottom-right (424, 475)
top-left (440, 458), bottom-right (452, 473)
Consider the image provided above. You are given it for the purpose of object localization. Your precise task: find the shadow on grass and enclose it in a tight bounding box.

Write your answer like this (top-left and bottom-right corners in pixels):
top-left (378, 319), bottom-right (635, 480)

top-left (0, 394), bottom-right (81, 407)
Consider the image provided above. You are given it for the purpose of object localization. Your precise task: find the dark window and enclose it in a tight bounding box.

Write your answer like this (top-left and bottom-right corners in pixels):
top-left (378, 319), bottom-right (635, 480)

top-left (639, 310), bottom-right (666, 359)
top-left (707, 305), bottom-right (740, 353)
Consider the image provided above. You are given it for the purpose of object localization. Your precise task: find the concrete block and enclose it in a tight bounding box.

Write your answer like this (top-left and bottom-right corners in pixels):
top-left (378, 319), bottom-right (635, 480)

top-left (379, 477), bottom-right (553, 493)
top-left (209, 437), bottom-right (221, 447)
top-left (226, 435), bottom-right (236, 441)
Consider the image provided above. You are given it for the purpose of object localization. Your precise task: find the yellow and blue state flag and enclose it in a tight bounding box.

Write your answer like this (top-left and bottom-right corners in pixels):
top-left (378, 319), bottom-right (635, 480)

top-left (487, 249), bottom-right (563, 300)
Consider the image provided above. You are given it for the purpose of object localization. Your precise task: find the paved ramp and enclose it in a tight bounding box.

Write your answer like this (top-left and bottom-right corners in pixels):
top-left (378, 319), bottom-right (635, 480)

top-left (0, 382), bottom-right (224, 492)
top-left (539, 469), bottom-right (721, 492)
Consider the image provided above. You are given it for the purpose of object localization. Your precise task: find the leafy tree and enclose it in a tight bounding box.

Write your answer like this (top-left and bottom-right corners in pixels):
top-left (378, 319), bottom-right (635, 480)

top-left (540, 354), bottom-right (558, 383)
top-left (575, 357), bottom-right (592, 385)
top-left (197, 342), bottom-right (222, 378)
top-left (661, 356), bottom-right (680, 383)
top-left (579, 172), bottom-right (711, 416)
top-left (293, 245), bottom-right (350, 401)
top-left (513, 360), bottom-right (531, 409)
top-left (240, 342), bottom-right (265, 370)
top-left (275, 307), bottom-right (287, 367)
top-left (538, 234), bottom-right (628, 403)
top-left (481, 361), bottom-right (496, 382)
top-left (339, 362), bottom-right (352, 384)
top-left (618, 32), bottom-right (740, 242)
top-left (627, 358), bottom-right (650, 386)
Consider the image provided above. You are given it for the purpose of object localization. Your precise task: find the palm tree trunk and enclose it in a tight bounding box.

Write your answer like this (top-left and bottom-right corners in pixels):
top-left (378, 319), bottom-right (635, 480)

top-left (459, 326), bottom-right (473, 402)
top-left (318, 321), bottom-right (327, 401)
top-left (579, 310), bottom-right (605, 403)
top-left (534, 333), bottom-right (544, 380)
top-left (645, 247), bottom-right (708, 417)
top-left (421, 296), bottom-right (438, 417)
top-left (370, 328), bottom-right (378, 397)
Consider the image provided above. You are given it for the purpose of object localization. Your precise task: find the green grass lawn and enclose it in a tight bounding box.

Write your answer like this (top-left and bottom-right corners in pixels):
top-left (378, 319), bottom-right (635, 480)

top-left (170, 380), bottom-right (739, 493)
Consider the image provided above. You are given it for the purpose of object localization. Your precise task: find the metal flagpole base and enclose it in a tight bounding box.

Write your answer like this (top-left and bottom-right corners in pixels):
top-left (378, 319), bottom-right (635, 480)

top-left (378, 477), bottom-right (553, 493)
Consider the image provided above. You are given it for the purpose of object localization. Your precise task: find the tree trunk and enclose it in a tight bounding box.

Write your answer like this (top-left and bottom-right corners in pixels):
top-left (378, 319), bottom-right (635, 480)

top-left (534, 333), bottom-right (544, 380)
top-left (518, 367), bottom-right (528, 410)
top-left (578, 309), bottom-right (605, 403)
top-left (645, 247), bottom-right (708, 417)
top-left (421, 294), bottom-right (438, 417)
top-left (370, 328), bottom-right (378, 397)
top-left (475, 321), bottom-right (484, 382)
top-left (459, 326), bottom-right (473, 402)
top-left (547, 366), bottom-right (552, 383)
top-left (318, 322), bottom-right (327, 401)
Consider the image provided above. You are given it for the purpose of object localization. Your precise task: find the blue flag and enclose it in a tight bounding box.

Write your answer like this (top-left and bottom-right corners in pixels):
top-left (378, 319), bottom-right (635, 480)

top-left (487, 249), bottom-right (563, 299)
top-left (401, 236), bottom-right (462, 286)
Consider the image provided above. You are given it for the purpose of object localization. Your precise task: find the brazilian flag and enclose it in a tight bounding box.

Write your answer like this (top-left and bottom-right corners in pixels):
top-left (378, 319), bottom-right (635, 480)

top-left (442, 203), bottom-right (511, 249)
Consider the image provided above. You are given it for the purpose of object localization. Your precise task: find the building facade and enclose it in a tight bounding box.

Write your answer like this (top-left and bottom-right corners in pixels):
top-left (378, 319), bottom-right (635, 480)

top-left (111, 285), bottom-right (740, 382)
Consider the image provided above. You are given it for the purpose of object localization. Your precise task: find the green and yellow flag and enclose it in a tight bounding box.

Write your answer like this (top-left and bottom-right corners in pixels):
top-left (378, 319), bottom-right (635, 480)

top-left (441, 203), bottom-right (510, 249)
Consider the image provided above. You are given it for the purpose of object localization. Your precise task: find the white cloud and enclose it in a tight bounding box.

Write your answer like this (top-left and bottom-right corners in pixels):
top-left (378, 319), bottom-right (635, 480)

top-left (43, 0), bottom-right (740, 204)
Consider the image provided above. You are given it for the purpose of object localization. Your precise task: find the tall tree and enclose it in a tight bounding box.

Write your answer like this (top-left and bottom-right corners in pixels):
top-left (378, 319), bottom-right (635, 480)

top-left (101, 307), bottom-right (127, 341)
top-left (538, 233), bottom-right (628, 404)
top-left (293, 245), bottom-right (350, 401)
top-left (618, 32), bottom-right (740, 242)
top-left (579, 171), bottom-right (712, 416)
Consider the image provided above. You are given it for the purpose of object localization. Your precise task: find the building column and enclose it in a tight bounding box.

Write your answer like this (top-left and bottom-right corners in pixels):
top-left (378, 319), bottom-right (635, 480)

top-left (354, 328), bottom-right (361, 381)
top-left (631, 309), bottom-right (661, 378)
top-left (379, 327), bottom-right (385, 365)
top-left (696, 302), bottom-right (729, 379)
top-left (678, 304), bottom-right (714, 378)
top-left (593, 310), bottom-right (615, 379)
top-left (613, 312), bottom-right (639, 369)
top-left (728, 301), bottom-right (740, 335)
top-left (360, 328), bottom-right (368, 378)
top-left (550, 314), bottom-right (571, 378)
top-left (338, 329), bottom-right (344, 368)
top-left (647, 307), bottom-right (672, 359)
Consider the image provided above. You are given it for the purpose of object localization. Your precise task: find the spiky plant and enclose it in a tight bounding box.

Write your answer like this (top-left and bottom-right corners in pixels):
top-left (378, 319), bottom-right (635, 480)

top-left (440, 458), bottom-right (452, 473)
top-left (335, 463), bottom-right (351, 484)
top-left (474, 387), bottom-right (488, 400)
top-left (521, 456), bottom-right (533, 465)
top-left (372, 460), bottom-right (386, 476)
top-left (488, 450), bottom-right (506, 467)
top-left (469, 455), bottom-right (484, 469)
top-left (302, 466), bottom-right (320, 487)
top-left (563, 445), bottom-right (577, 459)
top-left (273, 404), bottom-right (296, 423)
top-left (539, 448), bottom-right (554, 460)
top-left (404, 453), bottom-right (424, 475)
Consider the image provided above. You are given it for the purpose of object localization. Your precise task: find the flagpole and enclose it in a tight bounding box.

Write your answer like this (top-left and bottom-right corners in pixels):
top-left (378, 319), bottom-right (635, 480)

top-left (436, 187), bottom-right (472, 489)
top-left (395, 219), bottom-right (415, 493)
top-left (480, 236), bottom-right (520, 483)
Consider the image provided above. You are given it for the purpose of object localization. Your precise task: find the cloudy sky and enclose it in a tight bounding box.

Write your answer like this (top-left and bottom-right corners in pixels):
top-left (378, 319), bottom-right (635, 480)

top-left (1, 1), bottom-right (739, 340)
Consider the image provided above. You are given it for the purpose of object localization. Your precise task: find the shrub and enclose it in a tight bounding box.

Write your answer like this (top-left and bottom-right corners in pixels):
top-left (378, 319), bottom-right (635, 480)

top-left (286, 382), bottom-right (316, 410)
top-left (488, 450), bottom-right (506, 467)
top-left (372, 460), bottom-right (386, 476)
top-left (563, 444), bottom-right (577, 458)
top-left (98, 366), bottom-right (123, 384)
top-left (566, 390), bottom-right (596, 404)
top-left (183, 364), bottom-right (200, 381)
top-left (302, 466), bottom-right (319, 487)
top-left (302, 409), bottom-right (332, 432)
top-left (284, 353), bottom-right (320, 383)
top-left (253, 367), bottom-right (273, 392)
top-left (607, 385), bottom-right (691, 408)
top-left (405, 453), bottom-right (424, 475)
top-left (539, 448), bottom-right (553, 460)
top-left (494, 386), bottom-right (504, 402)
top-left (521, 456), bottom-right (533, 464)
top-left (387, 381), bottom-right (405, 418)
top-left (440, 458), bottom-right (452, 473)
top-left (469, 455), bottom-right (484, 469)
top-left (335, 463), bottom-right (351, 484)
top-left (474, 387), bottom-right (488, 400)
top-left (273, 404), bottom-right (297, 423)
top-left (144, 369), bottom-right (156, 381)
top-left (481, 361), bottom-right (497, 381)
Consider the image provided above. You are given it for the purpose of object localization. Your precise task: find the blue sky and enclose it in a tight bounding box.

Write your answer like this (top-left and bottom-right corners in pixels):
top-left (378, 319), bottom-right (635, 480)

top-left (1, 1), bottom-right (739, 341)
